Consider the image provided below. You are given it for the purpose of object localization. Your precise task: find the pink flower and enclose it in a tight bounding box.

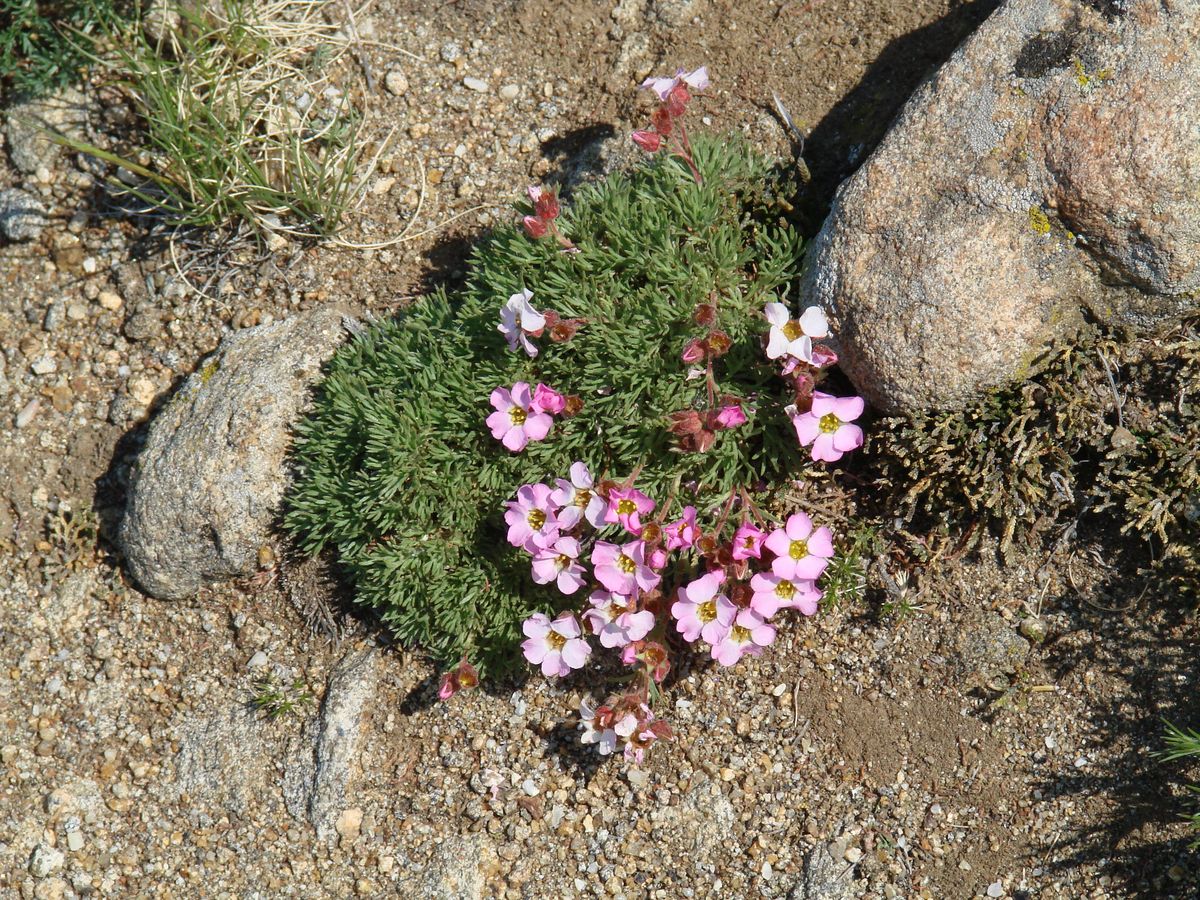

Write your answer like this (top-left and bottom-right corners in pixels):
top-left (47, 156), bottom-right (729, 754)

top-left (671, 572), bottom-right (736, 644)
top-left (648, 546), bottom-right (669, 570)
top-left (504, 482), bottom-right (559, 548)
top-left (531, 535), bottom-right (587, 595)
top-left (521, 612), bottom-right (591, 677)
top-left (749, 572), bottom-right (821, 618)
top-left (527, 184), bottom-right (560, 221)
top-left (663, 506), bottom-right (698, 550)
top-left (437, 658), bottom-right (479, 701)
top-left (551, 461), bottom-right (607, 530)
top-left (793, 392), bottom-right (865, 462)
top-left (764, 302), bottom-right (829, 365)
top-left (605, 487), bottom-right (655, 535)
top-left (533, 383), bottom-right (566, 415)
top-left (711, 609), bottom-right (776, 666)
top-left (641, 66), bottom-right (710, 101)
top-left (487, 382), bottom-right (554, 452)
top-left (732, 522), bottom-right (765, 561)
top-left (582, 590), bottom-right (655, 649)
top-left (579, 698), bottom-right (619, 755)
top-left (763, 512), bottom-right (834, 580)
top-left (592, 540), bottom-right (661, 596)
top-left (632, 129), bottom-right (663, 153)
top-left (498, 288), bottom-right (546, 357)
top-left (713, 403), bottom-right (747, 429)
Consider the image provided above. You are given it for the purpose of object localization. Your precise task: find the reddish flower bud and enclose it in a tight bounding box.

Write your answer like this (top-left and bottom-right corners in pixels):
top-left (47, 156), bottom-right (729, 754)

top-left (533, 188), bottom-right (559, 221)
top-left (694, 303), bottom-right (717, 326)
top-left (729, 580), bottom-right (753, 608)
top-left (562, 394), bottom-right (584, 417)
top-left (542, 310), bottom-right (561, 328)
top-left (681, 337), bottom-right (707, 363)
top-left (523, 215), bottom-right (548, 238)
top-left (665, 84), bottom-right (690, 117)
top-left (650, 106), bottom-right (674, 136)
top-left (550, 320), bottom-right (580, 342)
top-left (631, 129), bottom-right (663, 153)
top-left (711, 544), bottom-right (733, 568)
top-left (705, 330), bottom-right (732, 357)
top-left (810, 343), bottom-right (839, 368)
top-left (641, 522), bottom-right (662, 545)
top-left (437, 672), bottom-right (458, 701)
top-left (456, 660), bottom-right (479, 690)
top-left (696, 534), bottom-right (719, 557)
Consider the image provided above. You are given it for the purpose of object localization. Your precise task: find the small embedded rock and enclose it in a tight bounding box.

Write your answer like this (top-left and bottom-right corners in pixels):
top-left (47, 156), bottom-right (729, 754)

top-left (0, 187), bottom-right (48, 241)
top-left (29, 844), bottom-right (64, 878)
top-left (384, 70), bottom-right (409, 96)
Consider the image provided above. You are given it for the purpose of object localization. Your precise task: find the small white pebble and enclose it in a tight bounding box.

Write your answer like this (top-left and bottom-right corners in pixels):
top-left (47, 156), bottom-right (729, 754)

top-left (384, 70), bottom-right (409, 96)
top-left (771, 683), bottom-right (787, 697)
top-left (1044, 734), bottom-right (1057, 750)
top-left (82, 256), bottom-right (97, 274)
top-left (520, 778), bottom-right (539, 796)
top-left (247, 650), bottom-right (269, 668)
top-left (463, 76), bottom-right (489, 93)
top-left (31, 355), bottom-right (57, 375)
top-left (1073, 756), bottom-right (1088, 768)
top-left (844, 847), bottom-right (863, 864)
top-left (97, 290), bottom-right (123, 310)
top-left (499, 84), bottom-right (520, 100)
top-left (986, 881), bottom-right (1004, 898)
top-left (66, 830), bottom-right (84, 852)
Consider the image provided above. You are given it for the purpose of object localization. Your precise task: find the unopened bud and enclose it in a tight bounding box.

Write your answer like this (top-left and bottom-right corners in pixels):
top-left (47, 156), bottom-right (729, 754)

top-left (705, 330), bottom-right (732, 357)
top-left (694, 303), bottom-right (717, 326)
top-left (563, 394), bottom-right (584, 417)
top-left (523, 215), bottom-right (548, 238)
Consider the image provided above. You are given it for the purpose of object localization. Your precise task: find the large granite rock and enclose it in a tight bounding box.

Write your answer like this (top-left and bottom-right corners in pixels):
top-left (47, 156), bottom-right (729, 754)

top-left (119, 306), bottom-right (353, 599)
top-left (800, 0), bottom-right (1200, 413)
top-left (4, 86), bottom-right (90, 175)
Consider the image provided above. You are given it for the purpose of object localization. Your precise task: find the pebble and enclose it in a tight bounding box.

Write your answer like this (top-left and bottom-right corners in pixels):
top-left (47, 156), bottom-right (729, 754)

top-left (43, 302), bottom-right (65, 332)
top-left (335, 807), bottom-right (363, 841)
top-left (499, 84), bottom-right (520, 100)
top-left (29, 844), bottom-right (64, 877)
top-left (521, 778), bottom-right (539, 796)
top-left (97, 290), bottom-right (123, 311)
top-left (247, 650), bottom-right (269, 669)
top-left (66, 829), bottom-right (84, 852)
top-left (14, 399), bottom-right (40, 428)
top-left (463, 76), bottom-right (489, 92)
top-left (384, 69), bottom-right (409, 96)
top-left (844, 846), bottom-right (863, 864)
top-left (127, 377), bottom-right (157, 406)
top-left (986, 881), bottom-right (1004, 898)
top-left (66, 302), bottom-right (87, 321)
top-left (31, 355), bottom-right (57, 375)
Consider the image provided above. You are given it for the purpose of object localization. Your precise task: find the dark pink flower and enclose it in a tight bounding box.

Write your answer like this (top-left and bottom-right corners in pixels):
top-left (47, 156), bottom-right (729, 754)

top-left (521, 612), bottom-right (591, 677)
top-left (713, 403), bottom-right (747, 429)
top-left (731, 522), bottom-right (765, 561)
top-left (749, 572), bottom-right (821, 618)
top-left (711, 608), bottom-right (775, 666)
top-left (503, 482), bottom-right (559, 548)
top-left (793, 392), bottom-right (865, 462)
top-left (763, 512), bottom-right (834, 580)
top-left (663, 506), bottom-right (699, 550)
top-left (671, 573), bottom-right (736, 644)
top-left (531, 535), bottom-right (587, 595)
top-left (604, 487), bottom-right (656, 535)
top-left (533, 383), bottom-right (566, 415)
top-left (487, 382), bottom-right (553, 452)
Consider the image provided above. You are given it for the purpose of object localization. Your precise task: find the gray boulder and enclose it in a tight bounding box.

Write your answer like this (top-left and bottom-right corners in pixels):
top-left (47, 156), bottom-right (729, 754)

top-left (5, 86), bottom-right (90, 175)
top-left (0, 188), bottom-right (48, 241)
top-left (119, 306), bottom-right (353, 600)
top-left (800, 0), bottom-right (1200, 413)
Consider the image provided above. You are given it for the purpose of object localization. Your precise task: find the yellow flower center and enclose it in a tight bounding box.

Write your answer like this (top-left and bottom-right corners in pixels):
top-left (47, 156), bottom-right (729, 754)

top-left (574, 488), bottom-right (592, 508)
top-left (818, 412), bottom-right (840, 434)
top-left (556, 554), bottom-right (571, 569)
top-left (527, 509), bottom-right (546, 530)
top-left (742, 535), bottom-right (757, 548)
top-left (617, 498), bottom-right (637, 516)
top-left (731, 624), bottom-right (751, 643)
top-left (774, 580), bottom-right (795, 600)
top-left (617, 554), bottom-right (637, 574)
top-left (509, 406), bottom-right (527, 425)
top-left (782, 320), bottom-right (804, 341)
top-left (546, 630), bottom-right (567, 651)
top-left (788, 539), bottom-right (808, 560)
top-left (698, 599), bottom-right (717, 623)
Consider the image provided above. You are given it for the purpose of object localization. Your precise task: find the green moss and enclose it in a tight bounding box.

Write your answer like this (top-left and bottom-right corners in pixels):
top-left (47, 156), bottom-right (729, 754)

top-left (285, 135), bottom-right (808, 673)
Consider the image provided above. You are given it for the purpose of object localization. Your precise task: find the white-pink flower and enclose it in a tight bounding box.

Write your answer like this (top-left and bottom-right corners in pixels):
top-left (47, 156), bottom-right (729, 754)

top-left (582, 590), bottom-right (655, 649)
top-left (592, 540), bottom-right (661, 596)
top-left (498, 288), bottom-right (546, 357)
top-left (749, 572), bottom-right (821, 618)
top-left (487, 381), bottom-right (554, 452)
top-left (641, 66), bottom-right (710, 101)
top-left (793, 392), bottom-right (865, 463)
top-left (504, 482), bottom-right (559, 548)
top-left (711, 609), bottom-right (776, 666)
top-left (551, 461), bottom-right (607, 530)
top-left (670, 573), bottom-right (736, 644)
top-left (531, 535), bottom-right (587, 595)
top-left (579, 698), bottom-right (619, 755)
top-left (521, 612), bottom-right (591, 677)
top-left (763, 512), bottom-right (834, 580)
top-left (764, 302), bottom-right (829, 365)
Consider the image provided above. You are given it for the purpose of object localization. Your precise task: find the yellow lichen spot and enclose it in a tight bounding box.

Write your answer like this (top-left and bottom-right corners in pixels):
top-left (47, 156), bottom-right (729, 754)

top-left (1028, 206), bottom-right (1052, 235)
top-left (199, 360), bottom-right (220, 384)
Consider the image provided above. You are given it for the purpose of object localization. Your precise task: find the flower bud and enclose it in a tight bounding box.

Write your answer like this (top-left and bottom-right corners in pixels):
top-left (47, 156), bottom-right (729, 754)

top-left (523, 215), bottom-right (548, 238)
top-left (562, 394), bottom-right (584, 417)
top-left (668, 409), bottom-right (703, 435)
top-left (705, 330), bottom-right (732, 357)
top-left (631, 129), bottom-right (663, 153)
top-left (533, 188), bottom-right (560, 221)
top-left (665, 84), bottom-right (690, 117)
top-left (694, 303), bottom-right (717, 326)
top-left (681, 337), bottom-right (707, 363)
top-left (651, 106), bottom-right (674, 136)
top-left (641, 522), bottom-right (662, 545)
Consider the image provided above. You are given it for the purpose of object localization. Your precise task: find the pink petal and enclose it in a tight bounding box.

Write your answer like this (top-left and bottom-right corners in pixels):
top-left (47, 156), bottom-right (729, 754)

top-left (486, 411), bottom-right (511, 439)
top-left (810, 432), bottom-right (841, 462)
top-left (569, 461), bottom-right (592, 488)
top-left (502, 428), bottom-right (529, 452)
top-left (793, 413), bottom-right (821, 446)
top-left (553, 613), bottom-right (581, 639)
top-left (763, 302), bottom-right (789, 327)
top-left (531, 557), bottom-right (559, 584)
top-left (786, 512), bottom-right (814, 541)
top-left (523, 615), bottom-right (550, 639)
top-left (765, 329), bottom-right (790, 360)
top-left (763, 529), bottom-right (791, 558)
top-left (831, 395), bottom-right (865, 422)
top-left (832, 423), bottom-right (864, 453)
top-left (558, 569), bottom-right (586, 595)
top-left (523, 413), bottom-right (553, 441)
top-left (522, 638), bottom-right (547, 665)
top-left (711, 641), bottom-right (742, 667)
top-left (541, 652), bottom-right (567, 678)
top-left (489, 386), bottom-right (512, 411)
top-left (808, 527), bottom-right (834, 558)
top-left (560, 638), bottom-right (591, 669)
top-left (511, 381), bottom-right (532, 407)
top-left (809, 391), bottom-right (836, 417)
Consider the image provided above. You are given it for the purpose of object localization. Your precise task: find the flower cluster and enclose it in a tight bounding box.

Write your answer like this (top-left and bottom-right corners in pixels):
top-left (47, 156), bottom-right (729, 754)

top-left (522, 185), bottom-right (576, 251)
top-left (487, 381), bottom-right (571, 452)
top-left (633, 66), bottom-right (708, 182)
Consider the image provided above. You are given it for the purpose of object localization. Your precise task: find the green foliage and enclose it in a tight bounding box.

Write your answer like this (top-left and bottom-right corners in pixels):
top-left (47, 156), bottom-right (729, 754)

top-left (52, 0), bottom-right (365, 238)
top-left (286, 135), bottom-right (807, 673)
top-left (248, 673), bottom-right (314, 721)
top-left (0, 0), bottom-right (123, 100)
top-left (1162, 720), bottom-right (1200, 848)
top-left (819, 522), bottom-right (879, 610)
